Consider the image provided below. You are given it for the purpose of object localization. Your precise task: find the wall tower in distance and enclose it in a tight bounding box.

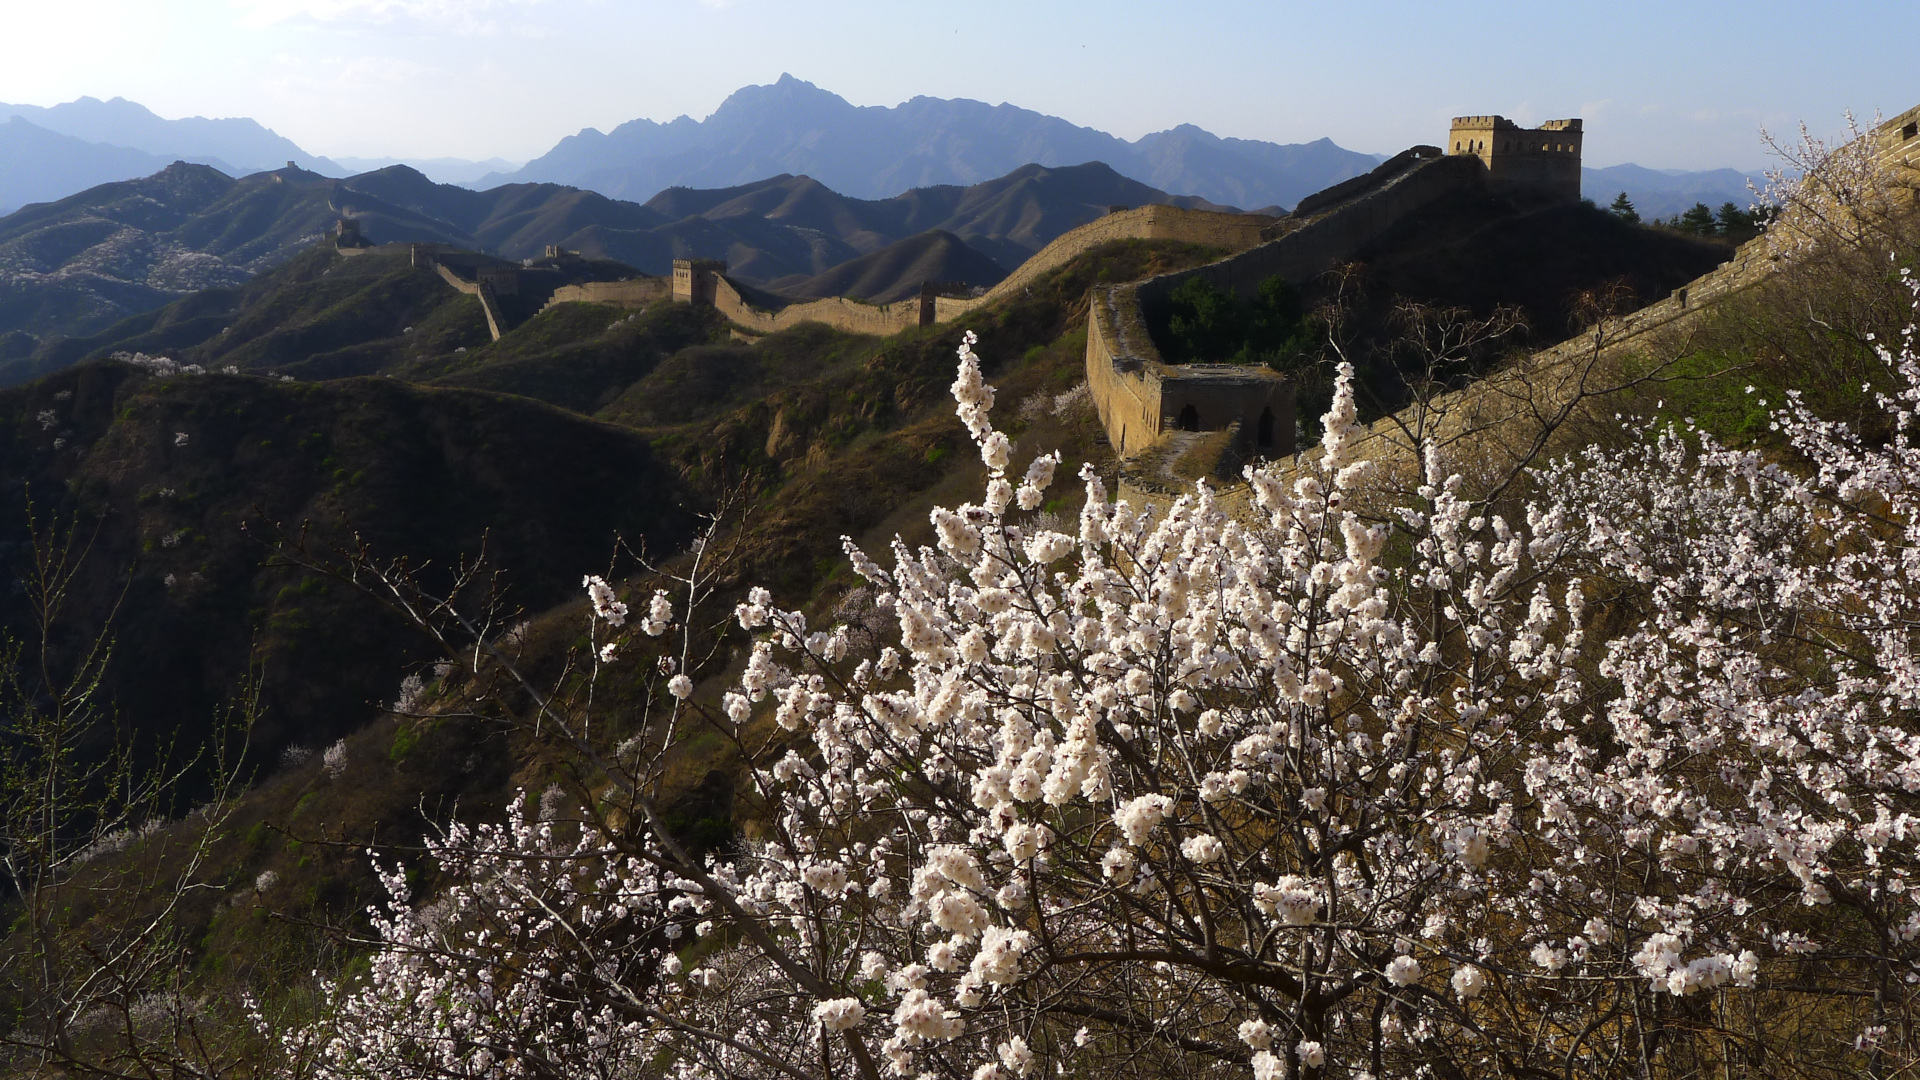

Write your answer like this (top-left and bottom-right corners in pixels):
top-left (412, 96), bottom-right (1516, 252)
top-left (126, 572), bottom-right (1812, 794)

top-left (1448, 115), bottom-right (1583, 204)
top-left (672, 259), bottom-right (727, 306)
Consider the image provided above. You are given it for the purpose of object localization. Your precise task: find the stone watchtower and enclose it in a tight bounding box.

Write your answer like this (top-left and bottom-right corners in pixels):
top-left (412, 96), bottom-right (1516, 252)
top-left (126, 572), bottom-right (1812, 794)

top-left (1448, 115), bottom-right (1583, 204)
top-left (333, 217), bottom-right (365, 249)
top-left (672, 259), bottom-right (728, 306)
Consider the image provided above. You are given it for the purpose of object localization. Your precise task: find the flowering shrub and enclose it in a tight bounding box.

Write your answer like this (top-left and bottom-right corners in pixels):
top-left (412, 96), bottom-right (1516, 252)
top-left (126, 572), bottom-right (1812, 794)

top-left (296, 282), bottom-right (1920, 1080)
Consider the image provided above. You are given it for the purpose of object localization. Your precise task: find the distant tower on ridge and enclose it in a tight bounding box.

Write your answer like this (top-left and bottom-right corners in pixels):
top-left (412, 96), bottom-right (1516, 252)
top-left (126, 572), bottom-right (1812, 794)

top-left (1447, 115), bottom-right (1583, 204)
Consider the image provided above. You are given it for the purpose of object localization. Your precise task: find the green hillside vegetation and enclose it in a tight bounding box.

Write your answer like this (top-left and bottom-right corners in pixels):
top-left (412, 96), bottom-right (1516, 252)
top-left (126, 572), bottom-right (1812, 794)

top-left (1154, 274), bottom-right (1313, 367)
top-left (423, 301), bottom-right (724, 414)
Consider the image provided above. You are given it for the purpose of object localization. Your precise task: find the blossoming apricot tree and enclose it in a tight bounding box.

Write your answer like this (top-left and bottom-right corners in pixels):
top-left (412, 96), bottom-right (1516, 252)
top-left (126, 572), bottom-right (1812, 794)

top-left (292, 269), bottom-right (1920, 1080)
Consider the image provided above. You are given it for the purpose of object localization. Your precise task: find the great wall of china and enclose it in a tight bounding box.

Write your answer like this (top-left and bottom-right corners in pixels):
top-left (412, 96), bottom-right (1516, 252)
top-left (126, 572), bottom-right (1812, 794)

top-left (393, 102), bottom-right (1920, 518)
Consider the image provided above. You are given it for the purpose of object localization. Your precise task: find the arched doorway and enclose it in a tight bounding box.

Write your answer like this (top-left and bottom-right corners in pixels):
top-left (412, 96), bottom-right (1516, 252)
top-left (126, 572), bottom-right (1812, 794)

top-left (1177, 404), bottom-right (1199, 432)
top-left (1257, 406), bottom-right (1275, 449)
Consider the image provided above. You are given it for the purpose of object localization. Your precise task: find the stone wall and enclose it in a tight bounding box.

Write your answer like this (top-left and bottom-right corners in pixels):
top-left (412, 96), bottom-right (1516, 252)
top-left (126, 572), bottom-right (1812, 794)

top-left (673, 259), bottom-right (726, 305)
top-left (1083, 146), bottom-right (1560, 485)
top-left (541, 278), bottom-right (672, 313)
top-left (431, 261), bottom-right (507, 341)
top-left (647, 205), bottom-right (1280, 339)
top-left (1880, 106), bottom-right (1920, 171)
top-left (711, 277), bottom-right (931, 337)
top-left (952, 205), bottom-right (1277, 316)
top-left (1084, 278), bottom-right (1293, 462)
top-left (1131, 154), bottom-right (1485, 311)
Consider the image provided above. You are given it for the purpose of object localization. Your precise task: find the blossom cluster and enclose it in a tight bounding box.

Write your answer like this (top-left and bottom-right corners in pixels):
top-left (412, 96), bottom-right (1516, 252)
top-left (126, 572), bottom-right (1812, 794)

top-left (308, 285), bottom-right (1920, 1080)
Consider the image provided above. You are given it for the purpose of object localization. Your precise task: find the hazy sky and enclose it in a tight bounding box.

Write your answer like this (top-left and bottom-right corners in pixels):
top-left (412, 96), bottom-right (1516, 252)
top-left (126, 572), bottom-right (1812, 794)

top-left (4, 0), bottom-right (1914, 171)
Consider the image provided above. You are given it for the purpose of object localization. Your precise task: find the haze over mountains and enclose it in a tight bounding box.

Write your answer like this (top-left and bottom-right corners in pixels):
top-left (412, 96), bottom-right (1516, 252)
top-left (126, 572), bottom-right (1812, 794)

top-left (0, 97), bottom-right (341, 212)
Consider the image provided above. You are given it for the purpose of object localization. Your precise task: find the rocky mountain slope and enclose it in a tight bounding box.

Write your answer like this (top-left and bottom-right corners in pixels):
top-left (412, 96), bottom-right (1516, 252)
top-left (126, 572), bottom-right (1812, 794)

top-left (0, 359), bottom-right (695, 764)
top-left (769, 230), bottom-right (1009, 302)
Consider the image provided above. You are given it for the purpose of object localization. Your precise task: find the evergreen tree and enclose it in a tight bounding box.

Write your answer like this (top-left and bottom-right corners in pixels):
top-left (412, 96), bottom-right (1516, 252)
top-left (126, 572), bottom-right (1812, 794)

top-left (1609, 191), bottom-right (1640, 224)
top-left (1678, 201), bottom-right (1718, 235)
top-left (1716, 201), bottom-right (1756, 239)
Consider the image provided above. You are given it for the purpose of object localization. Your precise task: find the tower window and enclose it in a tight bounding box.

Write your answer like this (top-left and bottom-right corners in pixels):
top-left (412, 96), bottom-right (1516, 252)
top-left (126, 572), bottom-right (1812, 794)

top-left (1905, 122), bottom-right (1919, 141)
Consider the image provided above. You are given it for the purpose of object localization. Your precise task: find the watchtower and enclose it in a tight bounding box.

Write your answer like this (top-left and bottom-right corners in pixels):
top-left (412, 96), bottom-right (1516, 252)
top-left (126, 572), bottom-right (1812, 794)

top-left (672, 259), bottom-right (728, 306)
top-left (1879, 105), bottom-right (1920, 175)
top-left (476, 264), bottom-right (521, 296)
top-left (1448, 115), bottom-right (1583, 204)
top-left (333, 217), bottom-right (365, 249)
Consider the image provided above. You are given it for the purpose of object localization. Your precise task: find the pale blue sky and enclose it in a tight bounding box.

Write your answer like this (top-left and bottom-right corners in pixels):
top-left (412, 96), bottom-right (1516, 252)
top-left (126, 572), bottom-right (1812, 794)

top-left (3, 0), bottom-right (1913, 171)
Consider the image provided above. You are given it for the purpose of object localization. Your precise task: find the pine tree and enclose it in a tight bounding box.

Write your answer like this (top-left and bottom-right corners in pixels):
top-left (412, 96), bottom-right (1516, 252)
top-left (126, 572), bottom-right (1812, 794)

top-left (1609, 191), bottom-right (1641, 224)
top-left (1716, 201), bottom-right (1756, 239)
top-left (1678, 201), bottom-right (1718, 235)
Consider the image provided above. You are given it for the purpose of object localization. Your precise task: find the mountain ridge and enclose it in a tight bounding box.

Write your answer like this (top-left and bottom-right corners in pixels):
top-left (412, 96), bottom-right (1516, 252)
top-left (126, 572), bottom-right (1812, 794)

top-left (487, 74), bottom-right (1375, 209)
top-left (0, 158), bottom-right (1231, 358)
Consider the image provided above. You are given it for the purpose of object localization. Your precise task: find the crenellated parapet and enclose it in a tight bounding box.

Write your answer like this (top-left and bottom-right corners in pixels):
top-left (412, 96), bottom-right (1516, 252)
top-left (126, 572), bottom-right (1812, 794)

top-left (1447, 115), bottom-right (1583, 204)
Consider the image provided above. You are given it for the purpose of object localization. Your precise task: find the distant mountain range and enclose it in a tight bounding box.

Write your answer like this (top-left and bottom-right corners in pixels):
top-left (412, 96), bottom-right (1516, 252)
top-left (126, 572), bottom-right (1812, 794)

top-left (0, 96), bottom-right (342, 212)
top-left (331, 156), bottom-right (525, 185)
top-left (2, 83), bottom-right (1764, 228)
top-left (1582, 163), bottom-right (1763, 219)
top-left (0, 157), bottom-right (1226, 349)
top-left (485, 74), bottom-right (1370, 210)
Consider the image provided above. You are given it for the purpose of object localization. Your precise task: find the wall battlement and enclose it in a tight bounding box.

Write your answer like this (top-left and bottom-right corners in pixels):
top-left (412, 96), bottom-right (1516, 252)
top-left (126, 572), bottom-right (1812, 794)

top-left (1879, 106), bottom-right (1920, 171)
top-left (1447, 114), bottom-right (1583, 204)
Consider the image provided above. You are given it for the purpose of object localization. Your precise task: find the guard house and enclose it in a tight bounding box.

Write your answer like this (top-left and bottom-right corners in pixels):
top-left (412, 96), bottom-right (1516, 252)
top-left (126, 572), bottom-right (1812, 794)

top-left (475, 264), bottom-right (521, 295)
top-left (333, 217), bottom-right (366, 249)
top-left (672, 259), bottom-right (728, 306)
top-left (1448, 115), bottom-right (1583, 204)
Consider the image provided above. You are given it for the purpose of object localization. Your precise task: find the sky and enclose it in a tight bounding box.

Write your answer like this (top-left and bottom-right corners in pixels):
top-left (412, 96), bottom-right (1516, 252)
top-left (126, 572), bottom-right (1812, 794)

top-left (2, 0), bottom-right (1914, 172)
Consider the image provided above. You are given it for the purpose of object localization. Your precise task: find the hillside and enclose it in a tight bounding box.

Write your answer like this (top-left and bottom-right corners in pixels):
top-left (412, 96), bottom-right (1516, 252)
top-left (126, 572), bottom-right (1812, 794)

top-left (0, 157), bottom-right (1781, 1070)
top-left (767, 229), bottom-right (1007, 302)
top-left (571, 162), bottom-right (1233, 281)
top-left (4, 244), bottom-right (489, 386)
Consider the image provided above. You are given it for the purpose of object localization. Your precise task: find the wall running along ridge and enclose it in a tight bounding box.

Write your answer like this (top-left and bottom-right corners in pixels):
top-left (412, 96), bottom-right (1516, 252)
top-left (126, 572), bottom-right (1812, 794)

top-left (1085, 150), bottom-right (1499, 516)
top-left (430, 260), bottom-right (508, 342)
top-left (555, 206), bottom-right (1278, 337)
top-left (541, 278), bottom-right (671, 312)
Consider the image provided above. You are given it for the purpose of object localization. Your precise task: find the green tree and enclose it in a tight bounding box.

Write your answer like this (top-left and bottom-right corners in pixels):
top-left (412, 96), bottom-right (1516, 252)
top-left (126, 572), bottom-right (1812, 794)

top-left (1161, 276), bottom-right (1245, 363)
top-left (1160, 275), bottom-right (1313, 369)
top-left (1716, 201), bottom-right (1757, 240)
top-left (1678, 202), bottom-right (1718, 236)
top-left (1609, 191), bottom-right (1641, 224)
